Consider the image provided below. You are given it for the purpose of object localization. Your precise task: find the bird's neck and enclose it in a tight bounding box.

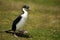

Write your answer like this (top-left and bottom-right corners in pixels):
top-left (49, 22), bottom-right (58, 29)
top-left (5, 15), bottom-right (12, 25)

top-left (22, 8), bottom-right (28, 14)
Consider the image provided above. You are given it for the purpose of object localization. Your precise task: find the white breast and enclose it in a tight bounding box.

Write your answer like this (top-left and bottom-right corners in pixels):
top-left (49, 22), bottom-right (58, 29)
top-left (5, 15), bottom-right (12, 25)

top-left (16, 12), bottom-right (28, 31)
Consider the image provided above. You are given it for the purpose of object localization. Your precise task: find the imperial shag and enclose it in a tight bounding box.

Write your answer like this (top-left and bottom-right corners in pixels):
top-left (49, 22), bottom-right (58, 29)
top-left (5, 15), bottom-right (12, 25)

top-left (6, 5), bottom-right (30, 37)
top-left (12, 5), bottom-right (29, 32)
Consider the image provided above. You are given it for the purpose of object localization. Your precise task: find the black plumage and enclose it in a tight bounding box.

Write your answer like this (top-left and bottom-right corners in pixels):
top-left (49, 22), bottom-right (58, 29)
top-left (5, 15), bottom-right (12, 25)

top-left (12, 16), bottom-right (22, 31)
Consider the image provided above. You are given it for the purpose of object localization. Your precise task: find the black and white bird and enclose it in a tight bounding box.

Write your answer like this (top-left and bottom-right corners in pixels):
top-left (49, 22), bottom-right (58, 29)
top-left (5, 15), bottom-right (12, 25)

top-left (6, 5), bottom-right (30, 37)
top-left (12, 5), bottom-right (29, 32)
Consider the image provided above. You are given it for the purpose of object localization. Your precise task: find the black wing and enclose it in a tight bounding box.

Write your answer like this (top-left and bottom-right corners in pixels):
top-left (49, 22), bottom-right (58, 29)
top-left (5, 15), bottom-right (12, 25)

top-left (12, 16), bottom-right (22, 31)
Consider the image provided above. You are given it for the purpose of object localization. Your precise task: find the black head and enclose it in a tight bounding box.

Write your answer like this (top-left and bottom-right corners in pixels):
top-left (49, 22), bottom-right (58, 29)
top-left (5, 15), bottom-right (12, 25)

top-left (23, 5), bottom-right (29, 10)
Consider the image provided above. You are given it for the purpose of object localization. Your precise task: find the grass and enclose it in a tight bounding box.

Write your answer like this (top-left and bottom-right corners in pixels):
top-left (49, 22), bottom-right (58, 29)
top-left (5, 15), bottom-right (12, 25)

top-left (0, 0), bottom-right (60, 40)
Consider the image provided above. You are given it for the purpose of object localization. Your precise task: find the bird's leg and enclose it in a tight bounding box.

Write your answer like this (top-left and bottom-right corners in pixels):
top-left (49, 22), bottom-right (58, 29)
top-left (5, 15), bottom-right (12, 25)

top-left (13, 31), bottom-right (18, 38)
top-left (19, 29), bottom-right (24, 34)
top-left (19, 29), bottom-right (28, 34)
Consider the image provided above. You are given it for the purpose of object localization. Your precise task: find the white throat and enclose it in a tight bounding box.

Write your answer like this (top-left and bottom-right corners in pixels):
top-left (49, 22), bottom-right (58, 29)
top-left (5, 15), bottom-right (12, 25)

top-left (21, 8), bottom-right (28, 17)
top-left (22, 8), bottom-right (28, 14)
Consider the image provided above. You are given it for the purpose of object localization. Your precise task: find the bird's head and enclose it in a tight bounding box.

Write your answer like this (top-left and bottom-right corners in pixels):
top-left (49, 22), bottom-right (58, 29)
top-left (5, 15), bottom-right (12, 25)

top-left (22, 5), bottom-right (30, 11)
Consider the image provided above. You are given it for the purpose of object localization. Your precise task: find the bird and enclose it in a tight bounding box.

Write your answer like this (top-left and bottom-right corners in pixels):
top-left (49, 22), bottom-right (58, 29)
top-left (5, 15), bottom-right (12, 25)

top-left (12, 5), bottom-right (29, 32)
top-left (6, 5), bottom-right (30, 37)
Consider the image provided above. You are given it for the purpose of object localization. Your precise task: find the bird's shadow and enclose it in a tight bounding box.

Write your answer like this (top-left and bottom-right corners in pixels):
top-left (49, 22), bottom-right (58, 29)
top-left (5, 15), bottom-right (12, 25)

top-left (5, 30), bottom-right (31, 38)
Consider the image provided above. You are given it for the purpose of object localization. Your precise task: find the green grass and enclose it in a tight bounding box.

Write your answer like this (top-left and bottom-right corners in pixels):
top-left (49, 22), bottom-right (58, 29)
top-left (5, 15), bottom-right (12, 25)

top-left (0, 0), bottom-right (60, 40)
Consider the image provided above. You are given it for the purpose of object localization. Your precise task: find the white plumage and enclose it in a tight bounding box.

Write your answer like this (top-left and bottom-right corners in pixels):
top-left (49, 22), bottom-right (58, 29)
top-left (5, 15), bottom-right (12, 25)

top-left (16, 8), bottom-right (28, 30)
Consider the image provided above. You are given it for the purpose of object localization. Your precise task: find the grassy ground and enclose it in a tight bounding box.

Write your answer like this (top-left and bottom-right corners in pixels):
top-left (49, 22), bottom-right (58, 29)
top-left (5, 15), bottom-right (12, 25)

top-left (0, 0), bottom-right (60, 40)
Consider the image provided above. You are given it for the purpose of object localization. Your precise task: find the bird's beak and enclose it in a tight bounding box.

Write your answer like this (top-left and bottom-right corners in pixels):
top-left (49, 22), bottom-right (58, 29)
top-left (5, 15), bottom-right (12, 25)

top-left (28, 9), bottom-right (31, 11)
top-left (28, 8), bottom-right (31, 11)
